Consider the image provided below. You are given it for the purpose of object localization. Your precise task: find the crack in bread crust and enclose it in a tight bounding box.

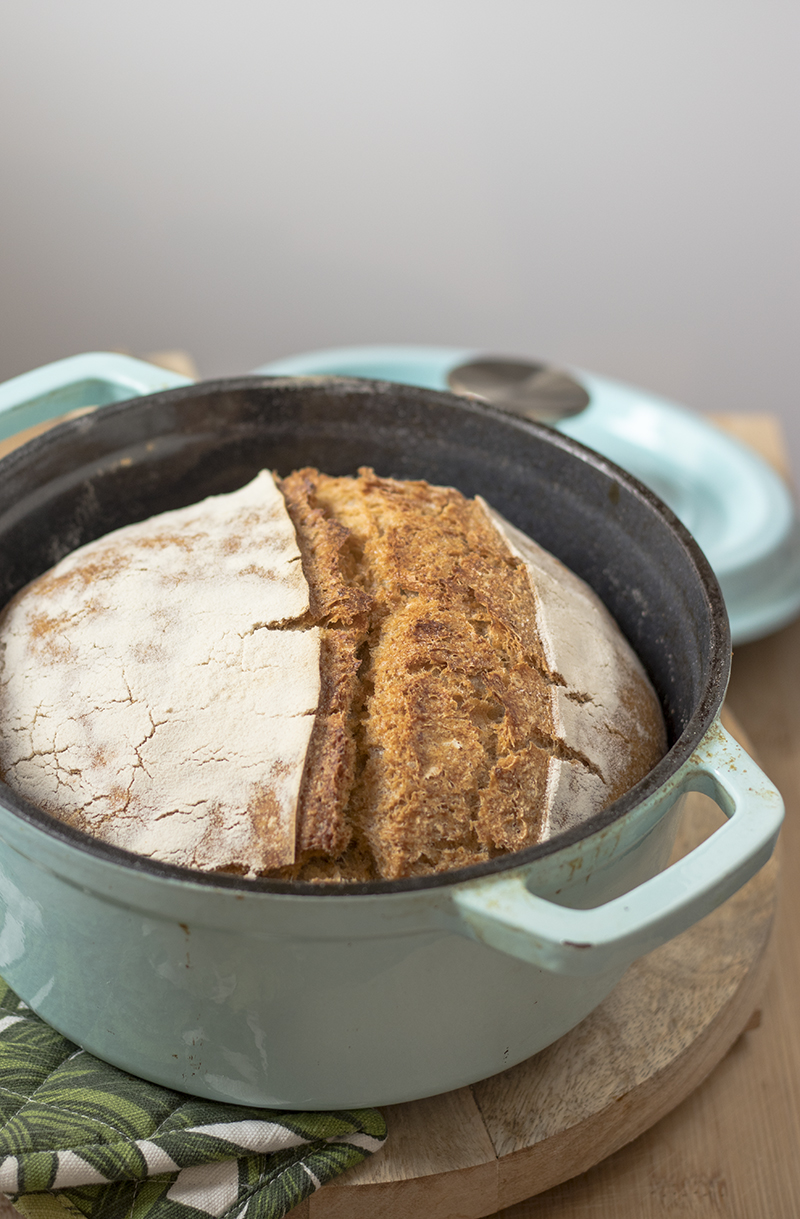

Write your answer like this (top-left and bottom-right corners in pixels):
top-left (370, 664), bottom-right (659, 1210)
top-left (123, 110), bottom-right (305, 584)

top-left (0, 471), bottom-right (321, 876)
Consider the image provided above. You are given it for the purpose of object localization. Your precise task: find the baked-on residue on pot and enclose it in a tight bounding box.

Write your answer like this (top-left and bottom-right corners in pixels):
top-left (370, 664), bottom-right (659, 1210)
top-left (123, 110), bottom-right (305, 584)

top-left (0, 468), bottom-right (666, 882)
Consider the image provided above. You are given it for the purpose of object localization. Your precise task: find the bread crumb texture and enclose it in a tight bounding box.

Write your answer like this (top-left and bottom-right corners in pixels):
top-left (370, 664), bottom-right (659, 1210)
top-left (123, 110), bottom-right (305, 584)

top-left (0, 468), bottom-right (666, 882)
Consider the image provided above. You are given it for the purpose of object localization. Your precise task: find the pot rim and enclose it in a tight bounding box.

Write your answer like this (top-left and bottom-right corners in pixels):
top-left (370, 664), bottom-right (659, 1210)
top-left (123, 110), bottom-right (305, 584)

top-left (0, 375), bottom-right (731, 896)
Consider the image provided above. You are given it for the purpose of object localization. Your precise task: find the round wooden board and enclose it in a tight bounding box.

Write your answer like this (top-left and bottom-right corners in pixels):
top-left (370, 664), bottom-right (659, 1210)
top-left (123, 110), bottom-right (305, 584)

top-left (305, 706), bottom-right (779, 1219)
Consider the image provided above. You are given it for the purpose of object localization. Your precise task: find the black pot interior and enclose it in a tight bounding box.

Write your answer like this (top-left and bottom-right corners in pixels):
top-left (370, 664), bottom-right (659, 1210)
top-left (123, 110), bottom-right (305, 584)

top-left (0, 376), bottom-right (730, 893)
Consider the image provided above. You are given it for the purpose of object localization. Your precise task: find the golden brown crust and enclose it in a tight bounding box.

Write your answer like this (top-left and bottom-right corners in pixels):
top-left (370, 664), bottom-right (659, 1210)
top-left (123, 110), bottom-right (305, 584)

top-left (338, 471), bottom-right (561, 879)
top-left (274, 468), bottom-right (577, 881)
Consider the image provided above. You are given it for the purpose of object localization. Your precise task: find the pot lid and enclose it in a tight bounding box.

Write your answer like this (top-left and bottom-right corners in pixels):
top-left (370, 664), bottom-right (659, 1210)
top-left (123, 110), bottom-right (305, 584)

top-left (253, 345), bottom-right (800, 645)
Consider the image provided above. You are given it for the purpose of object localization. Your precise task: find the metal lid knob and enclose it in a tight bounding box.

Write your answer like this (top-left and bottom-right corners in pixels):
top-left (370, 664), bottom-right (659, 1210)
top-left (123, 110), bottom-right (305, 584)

top-left (447, 356), bottom-right (590, 424)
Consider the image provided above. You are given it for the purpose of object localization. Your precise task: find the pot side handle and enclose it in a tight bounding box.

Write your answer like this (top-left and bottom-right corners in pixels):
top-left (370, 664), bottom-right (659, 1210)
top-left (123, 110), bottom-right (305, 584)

top-left (0, 353), bottom-right (193, 443)
top-left (451, 723), bottom-right (783, 977)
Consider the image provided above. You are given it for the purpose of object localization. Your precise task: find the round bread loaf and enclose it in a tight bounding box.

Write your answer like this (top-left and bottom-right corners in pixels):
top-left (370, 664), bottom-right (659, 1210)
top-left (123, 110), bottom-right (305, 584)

top-left (0, 468), bottom-right (666, 881)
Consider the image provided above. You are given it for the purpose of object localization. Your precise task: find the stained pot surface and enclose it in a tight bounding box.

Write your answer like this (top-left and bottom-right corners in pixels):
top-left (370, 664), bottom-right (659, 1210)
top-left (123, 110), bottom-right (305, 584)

top-left (0, 376), bottom-right (730, 893)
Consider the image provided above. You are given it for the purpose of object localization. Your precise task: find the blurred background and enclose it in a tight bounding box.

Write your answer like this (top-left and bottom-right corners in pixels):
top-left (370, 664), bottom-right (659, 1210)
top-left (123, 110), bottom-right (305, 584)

top-left (1, 0), bottom-right (798, 473)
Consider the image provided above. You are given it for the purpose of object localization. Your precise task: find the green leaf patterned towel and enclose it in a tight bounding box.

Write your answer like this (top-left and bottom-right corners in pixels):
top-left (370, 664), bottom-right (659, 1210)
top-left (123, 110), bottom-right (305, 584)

top-left (0, 977), bottom-right (387, 1219)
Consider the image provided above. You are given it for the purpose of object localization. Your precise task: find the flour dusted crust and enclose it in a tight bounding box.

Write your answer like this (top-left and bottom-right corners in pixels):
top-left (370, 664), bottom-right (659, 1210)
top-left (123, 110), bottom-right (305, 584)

top-left (0, 467), bottom-right (666, 882)
top-left (0, 472), bottom-right (320, 874)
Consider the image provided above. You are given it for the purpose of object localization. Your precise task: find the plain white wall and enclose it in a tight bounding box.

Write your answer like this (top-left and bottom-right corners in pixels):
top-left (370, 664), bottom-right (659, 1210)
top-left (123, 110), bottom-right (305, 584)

top-left (2, 1), bottom-right (798, 471)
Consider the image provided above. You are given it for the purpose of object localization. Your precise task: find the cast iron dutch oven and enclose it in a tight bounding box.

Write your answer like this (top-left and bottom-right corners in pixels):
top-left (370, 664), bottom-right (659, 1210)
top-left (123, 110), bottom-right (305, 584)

top-left (0, 354), bottom-right (784, 1108)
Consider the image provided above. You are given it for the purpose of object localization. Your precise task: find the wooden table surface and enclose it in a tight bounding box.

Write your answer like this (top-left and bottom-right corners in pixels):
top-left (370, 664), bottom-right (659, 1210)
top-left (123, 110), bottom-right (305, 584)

top-left (1, 409), bottom-right (798, 1218)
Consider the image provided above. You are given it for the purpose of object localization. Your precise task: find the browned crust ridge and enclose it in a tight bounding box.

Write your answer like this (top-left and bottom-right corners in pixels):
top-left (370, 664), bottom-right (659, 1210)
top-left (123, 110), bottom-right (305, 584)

top-left (273, 467), bottom-right (581, 882)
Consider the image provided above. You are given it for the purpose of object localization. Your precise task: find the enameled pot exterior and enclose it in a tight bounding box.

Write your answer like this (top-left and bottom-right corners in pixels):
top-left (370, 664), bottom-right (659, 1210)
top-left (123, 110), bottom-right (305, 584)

top-left (0, 358), bottom-right (783, 1107)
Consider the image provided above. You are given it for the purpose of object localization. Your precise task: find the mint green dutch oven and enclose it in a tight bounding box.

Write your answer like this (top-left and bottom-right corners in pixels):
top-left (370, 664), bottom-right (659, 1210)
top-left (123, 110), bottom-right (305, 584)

top-left (0, 354), bottom-right (783, 1108)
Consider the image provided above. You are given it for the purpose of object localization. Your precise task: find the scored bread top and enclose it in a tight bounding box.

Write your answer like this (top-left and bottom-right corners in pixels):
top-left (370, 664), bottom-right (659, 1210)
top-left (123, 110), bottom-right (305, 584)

top-left (0, 467), bottom-right (666, 882)
top-left (279, 468), bottom-right (666, 881)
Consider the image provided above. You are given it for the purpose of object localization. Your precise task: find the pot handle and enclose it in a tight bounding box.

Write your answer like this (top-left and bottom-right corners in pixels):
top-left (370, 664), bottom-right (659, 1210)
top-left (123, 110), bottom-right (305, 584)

top-left (0, 353), bottom-right (193, 443)
top-left (451, 722), bottom-right (783, 977)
